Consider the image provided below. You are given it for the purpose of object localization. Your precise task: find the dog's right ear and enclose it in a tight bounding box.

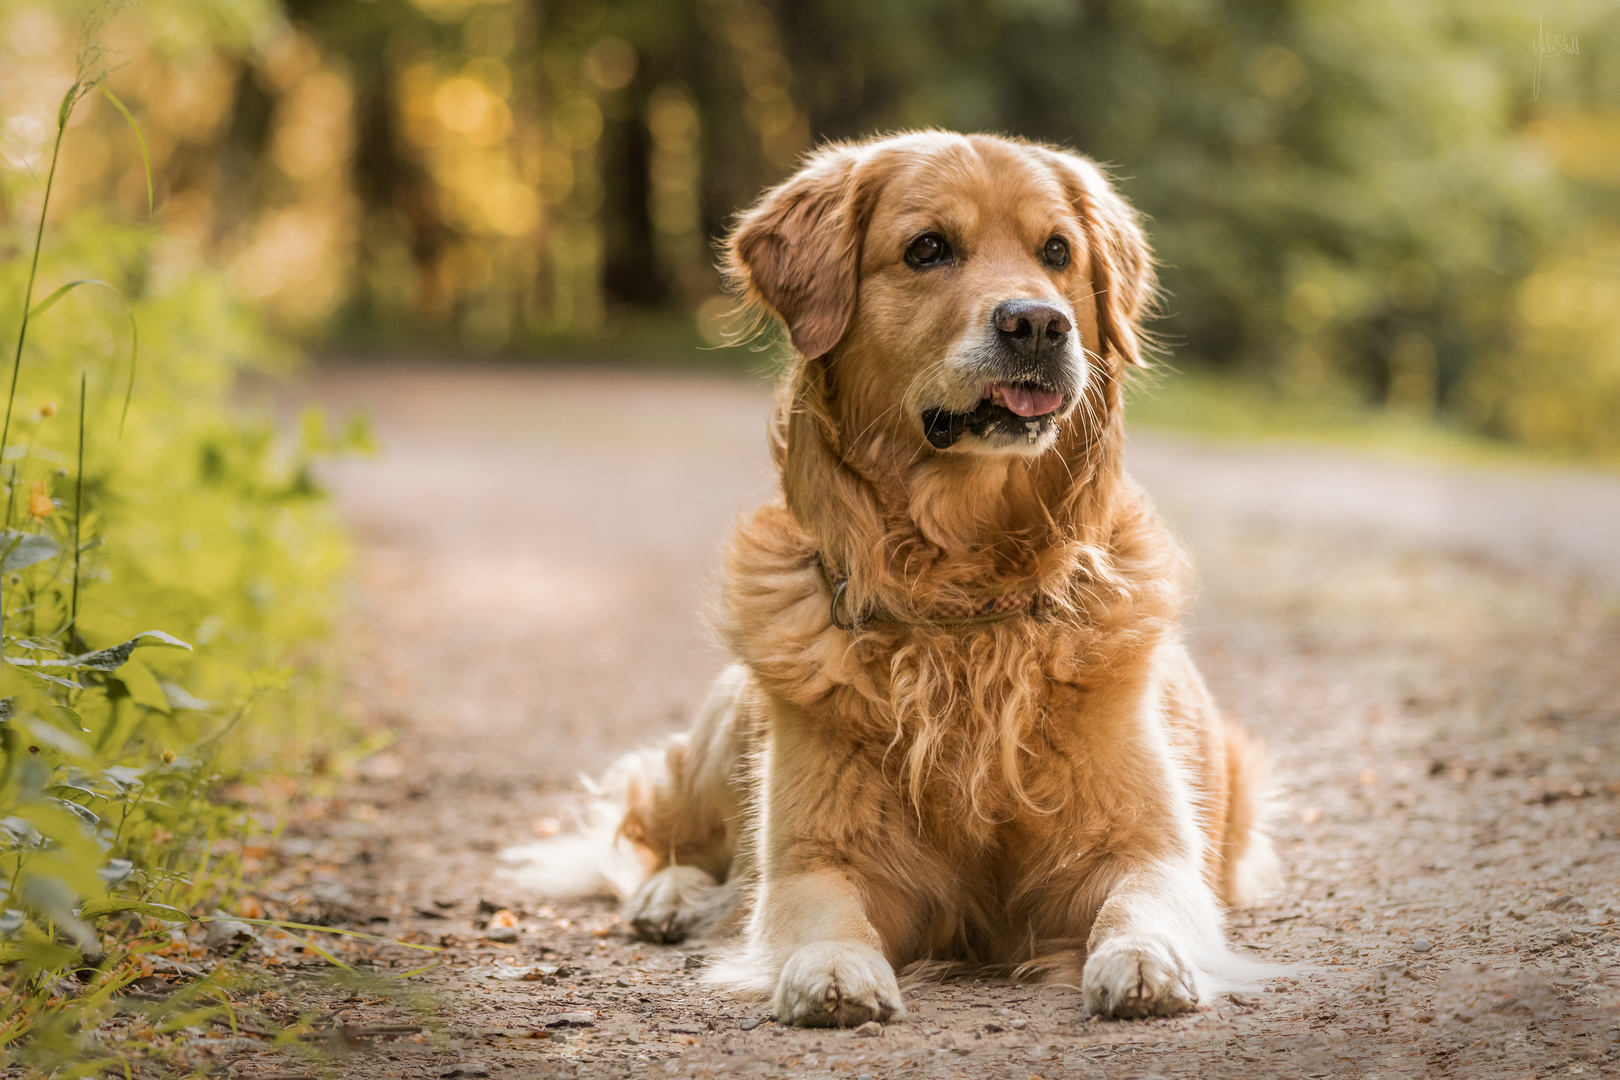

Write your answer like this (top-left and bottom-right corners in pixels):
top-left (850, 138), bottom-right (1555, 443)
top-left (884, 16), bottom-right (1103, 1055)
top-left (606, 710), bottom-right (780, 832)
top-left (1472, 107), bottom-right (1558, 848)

top-left (725, 145), bottom-right (874, 361)
top-left (1040, 149), bottom-right (1157, 368)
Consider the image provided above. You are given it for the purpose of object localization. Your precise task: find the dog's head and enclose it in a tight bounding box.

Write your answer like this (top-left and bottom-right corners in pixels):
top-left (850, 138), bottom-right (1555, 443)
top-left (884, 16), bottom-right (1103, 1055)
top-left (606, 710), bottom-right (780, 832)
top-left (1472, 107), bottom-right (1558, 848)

top-left (727, 132), bottom-right (1154, 463)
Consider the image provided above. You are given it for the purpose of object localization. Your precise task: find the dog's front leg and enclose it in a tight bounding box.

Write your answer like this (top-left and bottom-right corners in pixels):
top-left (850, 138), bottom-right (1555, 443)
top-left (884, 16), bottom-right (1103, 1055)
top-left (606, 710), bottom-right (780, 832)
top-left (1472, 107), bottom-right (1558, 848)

top-left (723, 697), bottom-right (907, 1028)
top-left (754, 869), bottom-right (905, 1027)
top-left (1080, 862), bottom-right (1227, 1019)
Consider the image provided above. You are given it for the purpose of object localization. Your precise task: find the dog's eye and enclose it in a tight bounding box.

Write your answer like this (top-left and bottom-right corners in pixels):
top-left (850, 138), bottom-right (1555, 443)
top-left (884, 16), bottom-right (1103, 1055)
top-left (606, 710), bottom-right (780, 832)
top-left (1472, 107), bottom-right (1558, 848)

top-left (905, 232), bottom-right (952, 269)
top-left (1043, 236), bottom-right (1071, 269)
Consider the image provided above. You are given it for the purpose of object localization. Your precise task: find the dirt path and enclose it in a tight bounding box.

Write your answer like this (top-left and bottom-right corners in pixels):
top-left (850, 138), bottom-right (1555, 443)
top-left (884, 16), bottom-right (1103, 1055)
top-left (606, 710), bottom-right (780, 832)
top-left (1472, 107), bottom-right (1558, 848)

top-left (254, 363), bottom-right (1619, 1079)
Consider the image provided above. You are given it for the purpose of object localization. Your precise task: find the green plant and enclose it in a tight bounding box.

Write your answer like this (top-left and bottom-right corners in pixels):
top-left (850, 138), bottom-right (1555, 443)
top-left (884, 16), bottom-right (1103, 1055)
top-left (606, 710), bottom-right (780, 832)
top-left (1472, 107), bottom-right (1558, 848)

top-left (0, 24), bottom-right (368, 1073)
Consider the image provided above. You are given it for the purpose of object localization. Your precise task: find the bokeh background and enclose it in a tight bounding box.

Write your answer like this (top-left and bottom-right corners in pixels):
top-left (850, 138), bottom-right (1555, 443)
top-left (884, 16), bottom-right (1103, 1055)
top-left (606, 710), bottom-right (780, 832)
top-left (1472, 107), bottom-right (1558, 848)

top-left (2, 5), bottom-right (1618, 1070)
top-left (6, 0), bottom-right (1619, 455)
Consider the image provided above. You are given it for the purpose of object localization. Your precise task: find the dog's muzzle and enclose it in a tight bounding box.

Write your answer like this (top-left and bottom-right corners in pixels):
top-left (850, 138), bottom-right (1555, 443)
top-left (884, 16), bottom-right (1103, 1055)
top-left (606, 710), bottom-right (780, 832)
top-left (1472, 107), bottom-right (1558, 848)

top-left (920, 299), bottom-right (1083, 450)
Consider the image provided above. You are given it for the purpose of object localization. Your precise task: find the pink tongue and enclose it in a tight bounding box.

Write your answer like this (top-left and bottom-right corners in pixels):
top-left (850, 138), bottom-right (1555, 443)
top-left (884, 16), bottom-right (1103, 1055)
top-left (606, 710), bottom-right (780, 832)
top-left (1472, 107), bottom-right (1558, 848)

top-left (993, 382), bottom-right (1062, 417)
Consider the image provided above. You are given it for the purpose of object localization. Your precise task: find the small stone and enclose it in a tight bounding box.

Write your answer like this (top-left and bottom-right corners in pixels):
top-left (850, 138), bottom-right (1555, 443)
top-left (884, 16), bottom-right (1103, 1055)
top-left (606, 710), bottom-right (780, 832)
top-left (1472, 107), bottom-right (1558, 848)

top-left (483, 909), bottom-right (520, 942)
top-left (921, 1027), bottom-right (941, 1036)
top-left (545, 1012), bottom-right (596, 1028)
top-left (738, 1018), bottom-right (761, 1031)
top-left (853, 1020), bottom-right (882, 1037)
top-left (203, 915), bottom-right (256, 951)
top-left (1008, 1018), bottom-right (1027, 1029)
top-left (441, 1065), bottom-right (489, 1078)
top-left (1411, 939), bottom-right (1432, 953)
top-left (38, 975), bottom-right (82, 1000)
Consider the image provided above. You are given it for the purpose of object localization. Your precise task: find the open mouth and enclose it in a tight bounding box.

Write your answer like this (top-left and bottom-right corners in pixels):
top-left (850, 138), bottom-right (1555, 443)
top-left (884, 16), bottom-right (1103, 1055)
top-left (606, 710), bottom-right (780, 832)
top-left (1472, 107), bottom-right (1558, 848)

top-left (920, 381), bottom-right (1064, 449)
top-left (984, 381), bottom-right (1063, 417)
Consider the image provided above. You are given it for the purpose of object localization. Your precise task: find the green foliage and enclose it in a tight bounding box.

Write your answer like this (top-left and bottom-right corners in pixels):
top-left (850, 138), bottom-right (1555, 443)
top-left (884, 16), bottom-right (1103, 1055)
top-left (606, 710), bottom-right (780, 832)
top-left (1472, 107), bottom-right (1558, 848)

top-left (287, 0), bottom-right (1620, 456)
top-left (0, 31), bottom-right (359, 1070)
top-left (756, 0), bottom-right (1620, 454)
top-left (34, 0), bottom-right (1616, 454)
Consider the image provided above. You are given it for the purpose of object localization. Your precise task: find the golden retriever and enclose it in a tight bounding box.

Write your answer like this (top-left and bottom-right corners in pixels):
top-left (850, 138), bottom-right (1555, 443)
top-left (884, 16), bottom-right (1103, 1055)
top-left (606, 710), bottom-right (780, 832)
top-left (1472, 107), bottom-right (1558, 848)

top-left (509, 131), bottom-right (1276, 1026)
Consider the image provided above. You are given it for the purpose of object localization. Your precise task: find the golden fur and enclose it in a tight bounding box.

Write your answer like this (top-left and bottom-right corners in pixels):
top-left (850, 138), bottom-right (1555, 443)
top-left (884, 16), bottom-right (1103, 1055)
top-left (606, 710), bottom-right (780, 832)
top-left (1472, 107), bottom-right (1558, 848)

top-left (507, 131), bottom-right (1276, 1025)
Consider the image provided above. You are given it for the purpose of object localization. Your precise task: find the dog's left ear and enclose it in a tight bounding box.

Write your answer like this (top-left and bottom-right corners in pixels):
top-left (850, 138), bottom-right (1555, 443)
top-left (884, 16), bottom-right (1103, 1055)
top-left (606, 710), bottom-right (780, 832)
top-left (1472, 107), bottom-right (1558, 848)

top-left (725, 144), bottom-right (879, 360)
top-left (1043, 151), bottom-right (1157, 367)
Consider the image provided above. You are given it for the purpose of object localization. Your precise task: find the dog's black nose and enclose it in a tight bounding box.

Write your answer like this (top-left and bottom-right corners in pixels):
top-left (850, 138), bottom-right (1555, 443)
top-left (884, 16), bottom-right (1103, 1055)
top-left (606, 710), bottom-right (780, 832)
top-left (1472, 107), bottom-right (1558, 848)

top-left (993, 299), bottom-right (1073, 360)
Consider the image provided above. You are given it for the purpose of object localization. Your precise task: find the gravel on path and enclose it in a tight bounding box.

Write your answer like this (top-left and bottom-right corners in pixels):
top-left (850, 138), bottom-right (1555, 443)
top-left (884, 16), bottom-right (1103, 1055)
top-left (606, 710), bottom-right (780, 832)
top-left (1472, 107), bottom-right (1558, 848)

top-left (240, 363), bottom-right (1619, 1080)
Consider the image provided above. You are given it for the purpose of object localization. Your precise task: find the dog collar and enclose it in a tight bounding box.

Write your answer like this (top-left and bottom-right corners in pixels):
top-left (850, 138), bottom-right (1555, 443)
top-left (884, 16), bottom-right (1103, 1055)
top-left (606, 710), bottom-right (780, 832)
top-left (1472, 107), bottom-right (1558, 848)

top-left (814, 554), bottom-right (1048, 631)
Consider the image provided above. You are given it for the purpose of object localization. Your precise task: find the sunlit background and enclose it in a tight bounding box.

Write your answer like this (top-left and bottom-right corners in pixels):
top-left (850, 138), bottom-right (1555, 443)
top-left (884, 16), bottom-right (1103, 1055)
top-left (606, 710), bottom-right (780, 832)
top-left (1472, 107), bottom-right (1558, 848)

top-left (4, 0), bottom-right (1619, 455)
top-left (0, 8), bottom-right (1616, 1067)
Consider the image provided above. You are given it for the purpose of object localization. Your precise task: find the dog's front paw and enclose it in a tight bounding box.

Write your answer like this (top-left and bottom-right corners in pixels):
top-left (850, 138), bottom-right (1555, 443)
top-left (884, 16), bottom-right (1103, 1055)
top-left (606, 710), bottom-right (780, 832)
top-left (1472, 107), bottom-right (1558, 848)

top-left (1082, 936), bottom-right (1199, 1019)
top-left (624, 865), bottom-right (722, 944)
top-left (773, 942), bottom-right (905, 1028)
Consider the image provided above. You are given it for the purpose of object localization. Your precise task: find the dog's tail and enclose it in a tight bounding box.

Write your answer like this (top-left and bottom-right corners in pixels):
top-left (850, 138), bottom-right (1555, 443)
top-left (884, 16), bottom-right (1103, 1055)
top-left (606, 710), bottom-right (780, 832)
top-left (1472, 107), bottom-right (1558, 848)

top-left (498, 746), bottom-right (670, 899)
top-left (1219, 721), bottom-right (1280, 910)
top-left (500, 665), bottom-right (751, 900)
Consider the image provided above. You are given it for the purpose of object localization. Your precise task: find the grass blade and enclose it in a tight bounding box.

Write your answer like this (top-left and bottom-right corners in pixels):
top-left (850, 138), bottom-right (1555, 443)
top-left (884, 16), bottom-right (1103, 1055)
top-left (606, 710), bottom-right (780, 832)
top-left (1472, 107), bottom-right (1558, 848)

top-left (1, 83), bottom-right (72, 483)
top-left (71, 373), bottom-right (84, 644)
top-left (195, 915), bottom-right (443, 952)
top-left (154, 1004), bottom-right (228, 1036)
top-left (211, 987), bottom-right (239, 1039)
top-left (271, 929), bottom-right (353, 971)
top-left (95, 86), bottom-right (152, 217)
top-left (46, 1057), bottom-right (128, 1080)
top-left (119, 308), bottom-right (136, 435)
top-left (29, 278), bottom-right (116, 320)
top-left (76, 898), bottom-right (188, 921)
